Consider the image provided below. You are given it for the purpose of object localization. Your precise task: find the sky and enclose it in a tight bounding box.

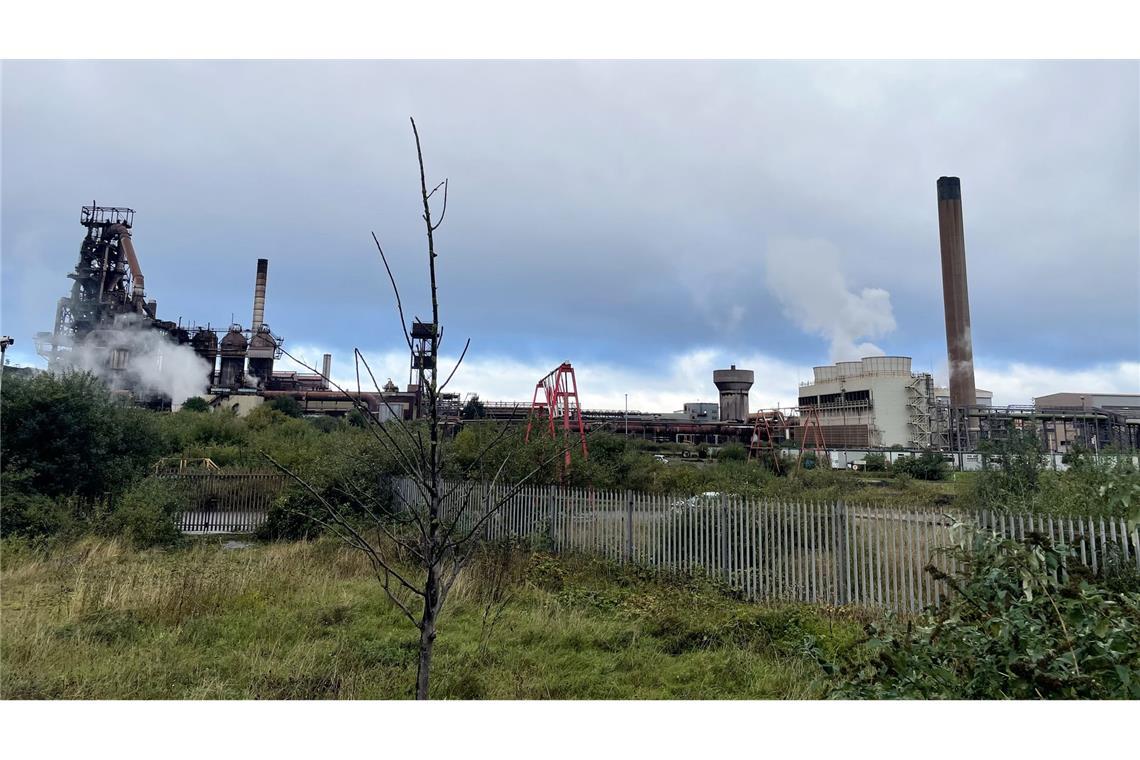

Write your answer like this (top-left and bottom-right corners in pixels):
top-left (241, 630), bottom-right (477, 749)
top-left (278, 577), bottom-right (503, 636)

top-left (2, 60), bottom-right (1138, 410)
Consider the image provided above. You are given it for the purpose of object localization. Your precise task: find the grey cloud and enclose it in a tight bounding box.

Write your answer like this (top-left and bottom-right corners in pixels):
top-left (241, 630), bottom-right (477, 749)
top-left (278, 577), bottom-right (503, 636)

top-left (2, 61), bottom-right (1136, 377)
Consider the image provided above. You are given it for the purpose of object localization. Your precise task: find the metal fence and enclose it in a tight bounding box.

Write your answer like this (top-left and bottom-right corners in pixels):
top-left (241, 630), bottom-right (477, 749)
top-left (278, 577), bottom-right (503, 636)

top-left (165, 470), bottom-right (288, 534)
top-left (173, 472), bottom-right (1136, 612)
top-left (397, 478), bottom-right (1139, 613)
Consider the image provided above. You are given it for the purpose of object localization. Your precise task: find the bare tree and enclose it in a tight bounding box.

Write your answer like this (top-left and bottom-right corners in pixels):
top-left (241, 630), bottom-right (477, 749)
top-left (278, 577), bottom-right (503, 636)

top-left (263, 118), bottom-right (576, 699)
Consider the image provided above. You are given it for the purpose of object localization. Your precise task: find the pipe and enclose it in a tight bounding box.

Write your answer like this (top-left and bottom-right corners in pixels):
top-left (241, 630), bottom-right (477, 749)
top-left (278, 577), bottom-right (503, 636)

top-left (322, 353), bottom-right (332, 389)
top-left (107, 224), bottom-right (144, 297)
top-left (936, 177), bottom-right (977, 408)
top-left (251, 258), bottom-right (268, 332)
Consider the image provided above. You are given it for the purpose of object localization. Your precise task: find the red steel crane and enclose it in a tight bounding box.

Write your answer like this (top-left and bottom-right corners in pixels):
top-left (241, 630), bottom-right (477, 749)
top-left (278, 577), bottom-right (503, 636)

top-left (525, 362), bottom-right (588, 469)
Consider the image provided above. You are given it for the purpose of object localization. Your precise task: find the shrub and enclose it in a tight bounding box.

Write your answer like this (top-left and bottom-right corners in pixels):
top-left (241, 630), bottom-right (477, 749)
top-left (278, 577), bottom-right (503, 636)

top-left (891, 451), bottom-right (949, 481)
top-left (102, 477), bottom-right (185, 547)
top-left (0, 371), bottom-right (163, 502)
top-left (862, 453), bottom-right (887, 472)
top-left (0, 470), bottom-right (77, 538)
top-left (267, 396), bottom-right (304, 418)
top-left (829, 526), bottom-right (1140, 699)
top-left (717, 443), bottom-right (747, 462)
top-left (179, 397), bottom-right (211, 412)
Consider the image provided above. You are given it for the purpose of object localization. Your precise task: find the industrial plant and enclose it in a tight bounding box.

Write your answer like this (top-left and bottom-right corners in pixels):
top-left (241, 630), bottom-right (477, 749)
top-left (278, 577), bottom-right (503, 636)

top-left (27, 179), bottom-right (1140, 469)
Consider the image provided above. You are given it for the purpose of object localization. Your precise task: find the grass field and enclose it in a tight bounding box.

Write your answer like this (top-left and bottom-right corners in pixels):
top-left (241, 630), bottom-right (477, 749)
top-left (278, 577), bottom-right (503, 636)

top-left (0, 537), bottom-right (867, 699)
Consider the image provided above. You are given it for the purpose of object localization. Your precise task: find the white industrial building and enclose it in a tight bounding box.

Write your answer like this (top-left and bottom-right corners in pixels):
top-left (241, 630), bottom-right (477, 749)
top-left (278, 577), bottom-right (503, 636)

top-left (797, 356), bottom-right (992, 449)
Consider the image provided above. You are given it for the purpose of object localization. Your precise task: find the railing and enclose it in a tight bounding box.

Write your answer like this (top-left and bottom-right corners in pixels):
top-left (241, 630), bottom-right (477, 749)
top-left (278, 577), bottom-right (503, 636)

top-left (171, 470), bottom-right (1137, 612)
top-left (164, 470), bottom-right (288, 534)
top-left (396, 478), bottom-right (1139, 613)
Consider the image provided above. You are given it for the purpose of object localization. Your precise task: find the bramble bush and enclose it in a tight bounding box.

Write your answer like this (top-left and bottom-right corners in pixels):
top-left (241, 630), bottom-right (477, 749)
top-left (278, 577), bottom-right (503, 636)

top-left (828, 524), bottom-right (1140, 699)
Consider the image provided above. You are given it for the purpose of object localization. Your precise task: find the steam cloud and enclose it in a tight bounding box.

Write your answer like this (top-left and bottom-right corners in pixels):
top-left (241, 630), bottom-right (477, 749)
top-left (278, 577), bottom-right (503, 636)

top-left (764, 237), bottom-right (896, 362)
top-left (66, 317), bottom-right (211, 406)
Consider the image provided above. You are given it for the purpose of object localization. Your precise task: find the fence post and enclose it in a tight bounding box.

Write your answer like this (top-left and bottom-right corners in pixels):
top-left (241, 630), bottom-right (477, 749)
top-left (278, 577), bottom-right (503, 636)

top-left (625, 490), bottom-right (634, 564)
top-left (549, 485), bottom-right (559, 553)
top-left (481, 480), bottom-right (490, 541)
top-left (836, 499), bottom-right (849, 605)
top-left (720, 493), bottom-right (730, 584)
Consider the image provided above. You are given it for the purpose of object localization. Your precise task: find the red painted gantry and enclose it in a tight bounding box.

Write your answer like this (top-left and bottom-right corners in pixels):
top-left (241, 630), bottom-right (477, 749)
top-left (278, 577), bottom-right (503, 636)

top-left (525, 362), bottom-right (589, 469)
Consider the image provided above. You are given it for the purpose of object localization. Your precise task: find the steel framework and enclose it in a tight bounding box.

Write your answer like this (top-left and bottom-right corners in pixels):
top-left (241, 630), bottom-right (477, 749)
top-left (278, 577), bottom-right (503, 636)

top-left (748, 409), bottom-right (789, 471)
top-left (797, 406), bottom-right (831, 469)
top-left (525, 362), bottom-right (589, 469)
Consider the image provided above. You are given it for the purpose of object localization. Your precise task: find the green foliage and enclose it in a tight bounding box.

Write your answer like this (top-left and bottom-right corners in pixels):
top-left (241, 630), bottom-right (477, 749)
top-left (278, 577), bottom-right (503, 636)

top-left (831, 526), bottom-right (1140, 699)
top-left (1040, 446), bottom-right (1140, 519)
top-left (862, 453), bottom-right (887, 472)
top-left (891, 451), bottom-right (949, 481)
top-left (0, 469), bottom-right (78, 539)
top-left (267, 396), bottom-right (303, 418)
top-left (259, 428), bottom-right (399, 540)
top-left (0, 540), bottom-right (862, 699)
top-left (101, 478), bottom-right (185, 548)
top-left (971, 430), bottom-right (1045, 511)
top-left (717, 443), bottom-right (747, 462)
top-left (964, 433), bottom-right (1140, 517)
top-left (460, 395), bottom-right (486, 420)
top-left (179, 396), bottom-right (211, 412)
top-left (0, 371), bottom-right (164, 504)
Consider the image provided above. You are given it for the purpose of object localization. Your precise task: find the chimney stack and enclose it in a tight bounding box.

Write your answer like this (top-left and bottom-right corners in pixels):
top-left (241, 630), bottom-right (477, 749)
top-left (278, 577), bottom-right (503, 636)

top-left (251, 258), bottom-right (268, 332)
top-left (322, 353), bottom-right (332, 389)
top-left (936, 177), bottom-right (977, 409)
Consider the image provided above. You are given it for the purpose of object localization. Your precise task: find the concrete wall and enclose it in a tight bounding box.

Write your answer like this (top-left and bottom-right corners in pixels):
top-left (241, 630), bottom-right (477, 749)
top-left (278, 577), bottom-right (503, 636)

top-left (208, 393), bottom-right (264, 417)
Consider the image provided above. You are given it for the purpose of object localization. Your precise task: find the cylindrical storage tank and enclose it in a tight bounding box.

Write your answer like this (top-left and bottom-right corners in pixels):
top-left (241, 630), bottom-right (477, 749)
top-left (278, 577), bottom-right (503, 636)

top-left (191, 329), bottom-right (219, 385)
top-left (836, 361), bottom-right (862, 378)
top-left (246, 324), bottom-right (277, 389)
top-left (219, 325), bottom-right (248, 389)
top-left (713, 365), bottom-right (754, 423)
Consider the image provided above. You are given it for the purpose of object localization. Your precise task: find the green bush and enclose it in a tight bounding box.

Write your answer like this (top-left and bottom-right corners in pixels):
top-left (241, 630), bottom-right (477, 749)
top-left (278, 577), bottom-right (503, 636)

top-left (717, 443), bottom-right (747, 462)
top-left (862, 453), bottom-right (887, 472)
top-left (964, 433), bottom-right (1140, 517)
top-left (0, 371), bottom-right (163, 503)
top-left (0, 470), bottom-right (77, 538)
top-left (102, 477), bottom-right (186, 547)
top-left (179, 397), bottom-right (211, 413)
top-left (267, 396), bottom-right (303, 418)
top-left (891, 451), bottom-right (949, 481)
top-left (830, 526), bottom-right (1140, 699)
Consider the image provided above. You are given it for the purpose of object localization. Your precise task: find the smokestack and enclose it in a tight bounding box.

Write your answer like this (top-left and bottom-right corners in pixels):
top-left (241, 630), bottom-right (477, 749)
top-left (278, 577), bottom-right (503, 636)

top-left (322, 353), bottom-right (332, 389)
top-left (251, 258), bottom-right (268, 332)
top-left (936, 177), bottom-right (977, 408)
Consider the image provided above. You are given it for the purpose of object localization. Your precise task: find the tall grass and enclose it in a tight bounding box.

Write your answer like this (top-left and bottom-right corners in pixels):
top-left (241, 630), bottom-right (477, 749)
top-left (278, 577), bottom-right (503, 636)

top-left (1, 537), bottom-right (863, 699)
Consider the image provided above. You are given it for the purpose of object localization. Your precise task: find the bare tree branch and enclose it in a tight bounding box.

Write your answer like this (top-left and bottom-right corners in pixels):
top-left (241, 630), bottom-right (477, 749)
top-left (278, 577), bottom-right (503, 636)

top-left (371, 231), bottom-right (414, 353)
top-left (437, 337), bottom-right (470, 394)
top-left (261, 451), bottom-right (425, 603)
top-left (430, 178), bottom-right (448, 232)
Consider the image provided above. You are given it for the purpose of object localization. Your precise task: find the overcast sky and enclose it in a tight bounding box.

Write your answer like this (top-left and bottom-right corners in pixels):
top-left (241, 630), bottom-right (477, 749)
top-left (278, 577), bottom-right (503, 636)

top-left (2, 60), bottom-right (1137, 409)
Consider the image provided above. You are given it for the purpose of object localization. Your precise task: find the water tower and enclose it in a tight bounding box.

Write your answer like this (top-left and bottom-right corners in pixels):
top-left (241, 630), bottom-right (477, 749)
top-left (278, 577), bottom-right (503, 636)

top-left (713, 365), bottom-right (754, 423)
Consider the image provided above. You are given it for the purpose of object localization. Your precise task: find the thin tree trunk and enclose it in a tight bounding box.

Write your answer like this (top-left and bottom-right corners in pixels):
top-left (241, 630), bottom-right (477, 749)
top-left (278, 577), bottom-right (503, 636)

top-left (415, 561), bottom-right (441, 699)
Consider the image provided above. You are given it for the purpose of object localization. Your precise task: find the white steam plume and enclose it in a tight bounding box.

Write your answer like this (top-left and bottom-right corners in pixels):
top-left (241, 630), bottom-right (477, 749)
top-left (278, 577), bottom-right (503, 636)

top-left (763, 237), bottom-right (896, 362)
top-left (66, 317), bottom-right (211, 406)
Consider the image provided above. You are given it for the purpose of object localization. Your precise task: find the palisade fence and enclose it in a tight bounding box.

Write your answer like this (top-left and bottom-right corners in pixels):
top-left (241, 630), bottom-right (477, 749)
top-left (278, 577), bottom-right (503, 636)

top-left (164, 470), bottom-right (288, 534)
top-left (396, 478), bottom-right (1139, 613)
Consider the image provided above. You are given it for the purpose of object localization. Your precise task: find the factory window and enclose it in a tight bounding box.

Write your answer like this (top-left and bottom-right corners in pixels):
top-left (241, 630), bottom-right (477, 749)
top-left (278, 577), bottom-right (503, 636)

top-left (798, 395), bottom-right (818, 407)
top-left (846, 389), bottom-right (871, 402)
top-left (819, 393), bottom-right (842, 405)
